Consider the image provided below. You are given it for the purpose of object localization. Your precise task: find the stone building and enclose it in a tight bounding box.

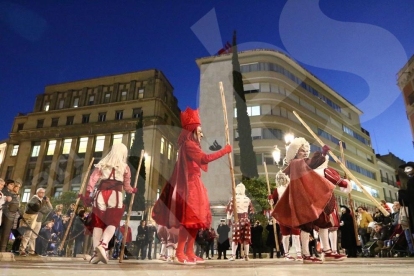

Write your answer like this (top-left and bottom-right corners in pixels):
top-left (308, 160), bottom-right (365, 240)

top-left (196, 49), bottom-right (384, 219)
top-left (0, 70), bottom-right (181, 208)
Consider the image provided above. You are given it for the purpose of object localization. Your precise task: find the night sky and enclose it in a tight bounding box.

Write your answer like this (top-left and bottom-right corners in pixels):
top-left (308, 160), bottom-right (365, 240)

top-left (1, 0), bottom-right (413, 161)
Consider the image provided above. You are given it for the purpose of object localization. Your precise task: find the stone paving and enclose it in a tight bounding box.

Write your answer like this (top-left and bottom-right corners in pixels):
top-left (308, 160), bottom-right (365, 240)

top-left (1, 257), bottom-right (414, 276)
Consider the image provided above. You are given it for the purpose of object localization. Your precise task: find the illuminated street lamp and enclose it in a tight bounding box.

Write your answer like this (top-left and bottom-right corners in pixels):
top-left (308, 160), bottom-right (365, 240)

top-left (272, 145), bottom-right (281, 164)
top-left (284, 132), bottom-right (294, 145)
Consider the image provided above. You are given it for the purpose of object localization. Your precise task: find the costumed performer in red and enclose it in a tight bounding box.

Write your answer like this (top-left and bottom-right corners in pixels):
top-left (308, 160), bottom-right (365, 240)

top-left (272, 137), bottom-right (350, 264)
top-left (152, 107), bottom-right (232, 265)
top-left (80, 143), bottom-right (137, 264)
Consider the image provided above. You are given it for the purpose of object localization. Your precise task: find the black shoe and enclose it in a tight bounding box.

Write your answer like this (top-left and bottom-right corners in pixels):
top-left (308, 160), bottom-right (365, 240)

top-left (217, 257), bottom-right (221, 260)
top-left (224, 257), bottom-right (227, 259)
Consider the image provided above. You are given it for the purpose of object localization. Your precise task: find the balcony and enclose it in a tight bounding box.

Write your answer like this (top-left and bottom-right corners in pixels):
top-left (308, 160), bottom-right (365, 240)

top-left (381, 176), bottom-right (398, 187)
top-left (384, 196), bottom-right (393, 203)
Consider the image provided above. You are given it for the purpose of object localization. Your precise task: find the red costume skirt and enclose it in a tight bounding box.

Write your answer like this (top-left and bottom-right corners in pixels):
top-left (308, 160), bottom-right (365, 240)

top-left (89, 189), bottom-right (125, 229)
top-left (180, 174), bottom-right (212, 229)
top-left (232, 213), bottom-right (251, 244)
top-left (280, 224), bottom-right (300, 236)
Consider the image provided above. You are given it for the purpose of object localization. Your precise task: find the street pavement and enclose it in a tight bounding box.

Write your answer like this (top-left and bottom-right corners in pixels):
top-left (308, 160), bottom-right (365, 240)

top-left (1, 257), bottom-right (413, 276)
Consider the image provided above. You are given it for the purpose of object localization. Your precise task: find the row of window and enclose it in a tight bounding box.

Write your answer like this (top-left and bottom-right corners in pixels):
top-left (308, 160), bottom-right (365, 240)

top-left (24, 108), bottom-right (142, 131)
top-left (241, 81), bottom-right (369, 147)
top-left (240, 62), bottom-right (343, 114)
top-left (160, 137), bottom-right (175, 160)
top-left (43, 88), bottom-right (145, 112)
top-left (234, 128), bottom-right (284, 141)
top-left (346, 160), bottom-right (376, 180)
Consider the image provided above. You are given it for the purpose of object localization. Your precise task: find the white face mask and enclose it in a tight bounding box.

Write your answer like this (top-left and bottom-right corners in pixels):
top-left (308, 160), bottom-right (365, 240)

top-left (404, 166), bottom-right (413, 174)
top-left (341, 207), bottom-right (346, 213)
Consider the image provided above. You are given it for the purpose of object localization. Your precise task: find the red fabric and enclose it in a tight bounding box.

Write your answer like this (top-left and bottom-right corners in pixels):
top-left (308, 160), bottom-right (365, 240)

top-left (185, 228), bottom-right (198, 258)
top-left (329, 204), bottom-right (340, 230)
top-left (271, 189), bottom-right (279, 206)
top-left (272, 158), bottom-right (335, 228)
top-left (120, 225), bottom-right (132, 243)
top-left (279, 224), bottom-right (300, 235)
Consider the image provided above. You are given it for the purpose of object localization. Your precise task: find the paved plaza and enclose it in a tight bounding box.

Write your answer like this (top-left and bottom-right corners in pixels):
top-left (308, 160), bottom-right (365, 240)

top-left (1, 257), bottom-right (413, 276)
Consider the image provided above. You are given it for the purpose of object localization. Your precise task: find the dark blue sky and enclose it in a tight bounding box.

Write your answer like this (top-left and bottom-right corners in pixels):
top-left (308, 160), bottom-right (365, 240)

top-left (1, 0), bottom-right (413, 161)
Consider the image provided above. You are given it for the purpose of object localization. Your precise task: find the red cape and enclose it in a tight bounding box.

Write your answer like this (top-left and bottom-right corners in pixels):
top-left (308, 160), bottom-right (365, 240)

top-left (272, 158), bottom-right (335, 228)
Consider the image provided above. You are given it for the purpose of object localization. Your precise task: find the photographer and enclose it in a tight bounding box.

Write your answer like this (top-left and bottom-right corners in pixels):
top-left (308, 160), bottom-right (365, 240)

top-left (19, 188), bottom-right (52, 256)
top-left (0, 180), bottom-right (20, 252)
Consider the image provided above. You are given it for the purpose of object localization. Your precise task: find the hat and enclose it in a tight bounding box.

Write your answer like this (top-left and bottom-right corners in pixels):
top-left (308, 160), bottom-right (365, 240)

top-left (285, 137), bottom-right (310, 164)
top-left (220, 218), bottom-right (226, 222)
top-left (398, 161), bottom-right (414, 169)
top-left (180, 107), bottom-right (201, 130)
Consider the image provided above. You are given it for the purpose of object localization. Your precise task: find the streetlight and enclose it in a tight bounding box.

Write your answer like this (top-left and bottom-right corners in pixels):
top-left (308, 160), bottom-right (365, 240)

top-left (284, 132), bottom-right (295, 145)
top-left (272, 145), bottom-right (281, 164)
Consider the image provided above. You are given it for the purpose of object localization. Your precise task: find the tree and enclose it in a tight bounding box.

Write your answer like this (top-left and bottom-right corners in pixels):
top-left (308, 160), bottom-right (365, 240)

top-left (232, 31), bottom-right (258, 179)
top-left (126, 112), bottom-right (146, 211)
top-left (50, 191), bottom-right (78, 214)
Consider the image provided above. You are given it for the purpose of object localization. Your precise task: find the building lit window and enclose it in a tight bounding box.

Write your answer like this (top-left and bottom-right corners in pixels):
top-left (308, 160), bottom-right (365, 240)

top-left (22, 189), bottom-right (31, 203)
top-left (66, 116), bottom-right (74, 125)
top-left (78, 137), bottom-right (88, 153)
top-left (73, 97), bottom-right (79, 108)
top-left (138, 88), bottom-right (144, 99)
top-left (160, 137), bottom-right (165, 154)
top-left (51, 118), bottom-right (59, 127)
top-left (95, 136), bottom-right (105, 152)
top-left (44, 102), bottom-right (50, 111)
top-left (167, 143), bottom-right (172, 160)
top-left (121, 91), bottom-right (127, 101)
top-left (54, 187), bottom-right (63, 198)
top-left (47, 140), bottom-right (56, 156)
top-left (11, 145), bottom-right (19, 156)
top-left (247, 106), bottom-right (260, 116)
top-left (130, 132), bottom-right (135, 149)
top-left (89, 95), bottom-right (95, 105)
top-left (62, 139), bottom-right (72, 154)
top-left (59, 99), bottom-right (65, 109)
top-left (31, 143), bottom-right (41, 157)
top-left (113, 134), bottom-right (123, 145)
top-left (133, 108), bottom-right (142, 118)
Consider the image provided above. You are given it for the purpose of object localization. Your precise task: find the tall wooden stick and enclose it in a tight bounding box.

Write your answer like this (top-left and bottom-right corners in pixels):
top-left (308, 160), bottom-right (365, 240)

top-left (339, 142), bottom-right (361, 246)
top-left (263, 162), bottom-right (280, 252)
top-left (120, 149), bottom-right (145, 263)
top-left (59, 158), bottom-right (95, 251)
top-left (219, 82), bottom-right (238, 223)
top-left (292, 111), bottom-right (389, 217)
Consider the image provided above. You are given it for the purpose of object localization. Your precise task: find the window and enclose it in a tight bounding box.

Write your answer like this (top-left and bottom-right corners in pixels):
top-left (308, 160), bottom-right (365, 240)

top-left (343, 125), bottom-right (370, 146)
top-left (113, 134), bottom-right (123, 145)
top-left (104, 93), bottom-right (111, 103)
top-left (345, 160), bottom-right (376, 180)
top-left (251, 128), bottom-right (261, 140)
top-left (73, 97), bottom-right (79, 108)
top-left (5, 166), bottom-right (13, 179)
top-left (115, 110), bottom-right (123, 120)
top-left (66, 116), bottom-right (74, 125)
top-left (71, 161), bottom-right (84, 184)
top-left (37, 119), bottom-right (44, 128)
top-left (21, 189), bottom-right (31, 203)
top-left (168, 144), bottom-right (172, 160)
top-left (59, 99), bottom-right (65, 109)
top-left (11, 145), bottom-right (19, 156)
top-left (160, 137), bottom-right (165, 154)
top-left (17, 123), bottom-right (24, 131)
top-left (78, 137), bottom-right (88, 153)
top-left (164, 113), bottom-right (168, 123)
top-left (121, 91), bottom-right (127, 101)
top-left (31, 143), bottom-right (41, 157)
top-left (97, 112), bottom-right (106, 122)
top-left (62, 139), bottom-right (72, 154)
top-left (95, 136), bottom-right (105, 152)
top-left (54, 187), bottom-right (63, 198)
top-left (130, 132), bottom-right (135, 149)
top-left (247, 106), bottom-right (260, 116)
top-left (88, 95), bottom-right (95, 105)
top-left (25, 163), bottom-right (36, 184)
top-left (138, 88), bottom-right (144, 99)
top-left (51, 118), bottom-right (59, 127)
top-left (47, 140), bottom-right (56, 156)
top-left (44, 102), bottom-right (50, 111)
top-left (82, 114), bottom-right (90, 124)
top-left (243, 83), bottom-right (260, 93)
top-left (262, 128), bottom-right (283, 140)
top-left (133, 108), bottom-right (142, 119)
top-left (317, 128), bottom-right (344, 147)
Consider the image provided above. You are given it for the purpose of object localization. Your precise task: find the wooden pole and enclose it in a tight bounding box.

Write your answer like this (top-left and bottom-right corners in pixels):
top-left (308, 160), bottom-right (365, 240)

top-left (59, 158), bottom-right (95, 251)
top-left (119, 149), bottom-right (145, 263)
top-left (339, 142), bottom-right (361, 246)
top-left (219, 82), bottom-right (238, 223)
top-left (263, 162), bottom-right (280, 252)
top-left (292, 111), bottom-right (389, 217)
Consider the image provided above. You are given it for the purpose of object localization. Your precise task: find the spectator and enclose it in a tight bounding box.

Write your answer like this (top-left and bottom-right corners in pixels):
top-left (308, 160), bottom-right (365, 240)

top-left (19, 188), bottom-right (51, 256)
top-left (216, 218), bottom-right (230, 259)
top-left (195, 228), bottom-right (207, 258)
top-left (52, 208), bottom-right (63, 238)
top-left (370, 222), bottom-right (392, 255)
top-left (205, 227), bottom-right (217, 259)
top-left (66, 203), bottom-right (76, 217)
top-left (251, 220), bottom-right (263, 259)
top-left (339, 205), bottom-right (358, 257)
top-left (11, 211), bottom-right (22, 253)
top-left (0, 178), bottom-right (12, 226)
top-left (265, 219), bottom-right (277, 258)
top-left (114, 222), bottom-right (132, 259)
top-left (72, 208), bottom-right (86, 257)
top-left (136, 220), bottom-right (148, 260)
top-left (0, 180), bottom-right (20, 252)
top-left (37, 220), bottom-right (54, 256)
top-left (357, 206), bottom-right (373, 246)
top-left (399, 204), bottom-right (414, 256)
top-left (146, 220), bottom-right (157, 260)
top-left (392, 202), bottom-right (401, 228)
top-left (380, 200), bottom-right (391, 213)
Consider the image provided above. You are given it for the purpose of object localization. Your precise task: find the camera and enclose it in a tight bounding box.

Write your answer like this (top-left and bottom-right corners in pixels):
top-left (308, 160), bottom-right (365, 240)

top-left (43, 196), bottom-right (47, 200)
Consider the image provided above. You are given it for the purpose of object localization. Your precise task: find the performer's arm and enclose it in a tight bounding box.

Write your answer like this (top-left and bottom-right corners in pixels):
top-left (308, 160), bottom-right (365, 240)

top-left (86, 168), bottom-right (102, 193)
top-left (306, 151), bottom-right (327, 169)
top-left (268, 189), bottom-right (278, 206)
top-left (123, 166), bottom-right (137, 194)
top-left (185, 141), bottom-right (231, 171)
top-left (248, 199), bottom-right (255, 214)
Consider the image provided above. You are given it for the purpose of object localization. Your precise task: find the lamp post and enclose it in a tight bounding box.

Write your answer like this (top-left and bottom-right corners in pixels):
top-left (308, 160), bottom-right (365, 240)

top-left (272, 145), bottom-right (281, 166)
top-left (284, 132), bottom-right (295, 145)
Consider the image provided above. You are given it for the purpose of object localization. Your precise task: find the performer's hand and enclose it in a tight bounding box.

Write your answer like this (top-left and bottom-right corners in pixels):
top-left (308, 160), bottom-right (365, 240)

top-left (131, 187), bottom-right (138, 194)
top-left (268, 199), bottom-right (274, 206)
top-left (224, 145), bottom-right (232, 154)
top-left (79, 191), bottom-right (92, 207)
top-left (322, 145), bottom-right (330, 156)
top-left (339, 179), bottom-right (352, 194)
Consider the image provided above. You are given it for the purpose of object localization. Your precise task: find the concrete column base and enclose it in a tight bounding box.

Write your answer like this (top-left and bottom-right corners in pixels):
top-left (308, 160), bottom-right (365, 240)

top-left (0, 252), bottom-right (16, 262)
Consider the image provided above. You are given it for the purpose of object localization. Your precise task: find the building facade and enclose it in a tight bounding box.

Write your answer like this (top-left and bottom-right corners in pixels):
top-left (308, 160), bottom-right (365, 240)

top-left (197, 49), bottom-right (384, 217)
top-left (397, 55), bottom-right (414, 148)
top-left (376, 158), bottom-right (400, 203)
top-left (0, 70), bottom-right (181, 208)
